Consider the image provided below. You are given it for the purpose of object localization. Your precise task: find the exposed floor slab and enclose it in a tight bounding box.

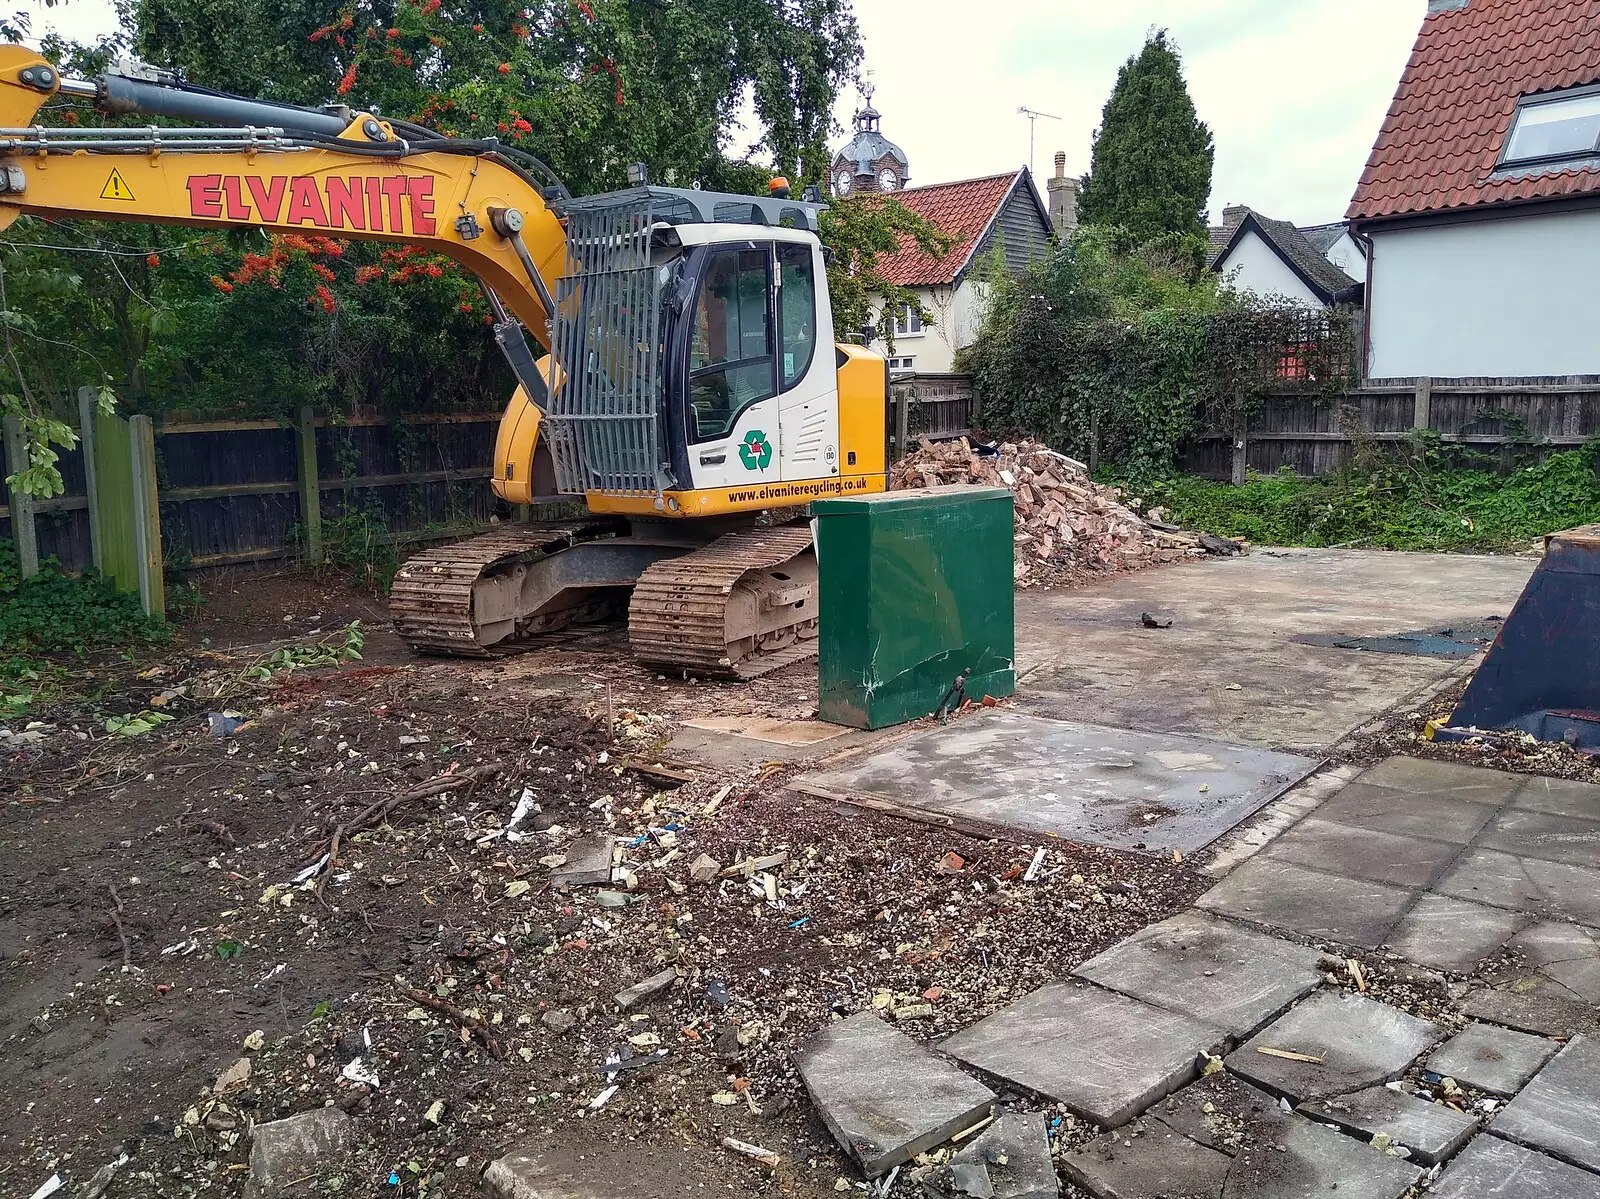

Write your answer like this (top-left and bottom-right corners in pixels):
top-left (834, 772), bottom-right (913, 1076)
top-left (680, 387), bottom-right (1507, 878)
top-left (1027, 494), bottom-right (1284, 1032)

top-left (920, 1111), bottom-right (1059, 1199)
top-left (1460, 984), bottom-right (1600, 1040)
top-left (1357, 756), bottom-right (1523, 804)
top-left (1432, 1135), bottom-right (1600, 1199)
top-left (1435, 849), bottom-right (1600, 926)
top-left (1220, 1110), bottom-right (1422, 1199)
top-left (1428, 1023), bottom-right (1560, 1098)
top-left (1063, 1118), bottom-right (1232, 1199)
top-left (1511, 775), bottom-right (1600, 820)
top-left (1491, 1034), bottom-right (1600, 1174)
top-left (1505, 923), bottom-right (1600, 1006)
top-left (1260, 817), bottom-right (1463, 889)
top-left (1195, 857), bottom-right (1415, 950)
top-left (1300, 1085), bottom-right (1477, 1165)
top-left (1479, 809), bottom-right (1600, 870)
top-left (1381, 894), bottom-right (1528, 974)
top-left (1071, 912), bottom-right (1325, 1039)
top-left (939, 981), bottom-right (1226, 1128)
top-left (1309, 781), bottom-right (1498, 844)
top-left (1010, 549), bottom-right (1533, 753)
top-left (793, 1012), bottom-right (994, 1177)
top-left (797, 710), bottom-right (1317, 854)
top-left (1226, 991), bottom-right (1444, 1103)
top-left (1147, 1074), bottom-right (1290, 1156)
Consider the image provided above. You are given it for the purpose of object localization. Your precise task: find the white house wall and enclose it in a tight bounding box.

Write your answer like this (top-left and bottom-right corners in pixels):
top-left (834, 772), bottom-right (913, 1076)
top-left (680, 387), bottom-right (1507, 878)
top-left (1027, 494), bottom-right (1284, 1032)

top-left (1217, 230), bottom-right (1323, 307)
top-left (870, 281), bottom-right (988, 374)
top-left (1322, 231), bottom-right (1366, 281)
top-left (1367, 207), bottom-right (1600, 379)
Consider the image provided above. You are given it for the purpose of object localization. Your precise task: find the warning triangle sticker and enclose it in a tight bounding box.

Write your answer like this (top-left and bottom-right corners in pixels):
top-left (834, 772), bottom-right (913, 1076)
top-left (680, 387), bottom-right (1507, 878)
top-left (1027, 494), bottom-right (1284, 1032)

top-left (100, 169), bottom-right (135, 201)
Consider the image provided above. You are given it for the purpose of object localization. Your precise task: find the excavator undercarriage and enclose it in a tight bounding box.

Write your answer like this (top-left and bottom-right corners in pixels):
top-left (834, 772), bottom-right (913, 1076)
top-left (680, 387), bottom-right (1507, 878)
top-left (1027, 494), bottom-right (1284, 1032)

top-left (388, 520), bottom-right (820, 678)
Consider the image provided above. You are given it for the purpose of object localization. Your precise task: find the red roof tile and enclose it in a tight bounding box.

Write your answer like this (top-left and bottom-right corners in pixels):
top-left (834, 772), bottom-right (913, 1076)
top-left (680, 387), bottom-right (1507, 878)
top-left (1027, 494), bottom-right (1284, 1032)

top-left (1349, 0), bottom-right (1600, 221)
top-left (871, 171), bottom-right (1021, 287)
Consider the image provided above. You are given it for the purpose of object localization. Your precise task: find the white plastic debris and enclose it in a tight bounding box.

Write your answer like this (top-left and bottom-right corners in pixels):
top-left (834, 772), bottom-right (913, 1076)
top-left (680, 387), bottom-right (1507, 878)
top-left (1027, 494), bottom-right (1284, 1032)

top-left (504, 788), bottom-right (539, 843)
top-left (588, 1085), bottom-right (618, 1111)
top-left (341, 1057), bottom-right (381, 1087)
top-left (27, 1174), bottom-right (63, 1199)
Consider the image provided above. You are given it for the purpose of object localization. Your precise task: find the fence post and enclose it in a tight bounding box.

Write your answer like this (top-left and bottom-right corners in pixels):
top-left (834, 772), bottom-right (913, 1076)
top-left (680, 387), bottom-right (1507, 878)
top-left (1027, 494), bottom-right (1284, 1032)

top-left (1, 414), bottom-right (39, 577)
top-left (127, 414), bottom-right (164, 619)
top-left (1230, 411), bottom-right (1248, 486)
top-left (296, 405), bottom-right (322, 563)
top-left (1413, 376), bottom-right (1433, 432)
top-left (77, 386), bottom-right (103, 571)
top-left (893, 386), bottom-right (909, 461)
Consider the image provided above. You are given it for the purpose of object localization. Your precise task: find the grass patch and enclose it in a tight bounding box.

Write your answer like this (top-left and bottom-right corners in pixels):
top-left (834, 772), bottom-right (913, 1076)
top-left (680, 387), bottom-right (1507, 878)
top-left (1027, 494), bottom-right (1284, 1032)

top-left (1131, 439), bottom-right (1600, 552)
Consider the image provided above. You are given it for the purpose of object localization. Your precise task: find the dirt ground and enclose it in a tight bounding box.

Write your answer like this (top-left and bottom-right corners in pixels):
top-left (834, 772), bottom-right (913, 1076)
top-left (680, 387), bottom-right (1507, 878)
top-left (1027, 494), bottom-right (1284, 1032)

top-left (0, 569), bottom-right (1210, 1198)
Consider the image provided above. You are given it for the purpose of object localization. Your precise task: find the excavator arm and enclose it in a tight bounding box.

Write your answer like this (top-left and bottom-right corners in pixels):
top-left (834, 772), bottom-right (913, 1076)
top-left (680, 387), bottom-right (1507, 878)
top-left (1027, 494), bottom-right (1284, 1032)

top-left (0, 45), bottom-right (568, 364)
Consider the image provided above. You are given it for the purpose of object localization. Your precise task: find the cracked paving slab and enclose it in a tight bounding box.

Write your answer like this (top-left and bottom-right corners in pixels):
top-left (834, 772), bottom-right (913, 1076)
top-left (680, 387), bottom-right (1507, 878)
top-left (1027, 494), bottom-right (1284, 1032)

top-left (1428, 1023), bottom-right (1560, 1098)
top-left (1491, 1034), bottom-right (1600, 1175)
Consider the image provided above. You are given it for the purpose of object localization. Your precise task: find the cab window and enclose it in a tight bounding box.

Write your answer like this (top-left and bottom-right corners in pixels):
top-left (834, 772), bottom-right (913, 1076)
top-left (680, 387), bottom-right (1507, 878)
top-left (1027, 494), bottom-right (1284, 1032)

top-left (778, 242), bottom-right (816, 389)
top-left (688, 248), bottom-right (773, 443)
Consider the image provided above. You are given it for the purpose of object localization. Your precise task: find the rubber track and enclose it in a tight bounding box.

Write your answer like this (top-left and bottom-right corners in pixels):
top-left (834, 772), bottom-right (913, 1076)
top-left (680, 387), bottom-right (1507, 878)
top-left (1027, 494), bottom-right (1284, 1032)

top-left (628, 526), bottom-right (818, 679)
top-left (389, 520), bottom-right (623, 657)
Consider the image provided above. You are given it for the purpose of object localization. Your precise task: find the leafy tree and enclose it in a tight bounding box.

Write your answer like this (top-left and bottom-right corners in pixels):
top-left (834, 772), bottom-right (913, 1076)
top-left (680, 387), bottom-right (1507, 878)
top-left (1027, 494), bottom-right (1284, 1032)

top-left (1076, 30), bottom-right (1214, 242)
top-left (820, 195), bottom-right (953, 345)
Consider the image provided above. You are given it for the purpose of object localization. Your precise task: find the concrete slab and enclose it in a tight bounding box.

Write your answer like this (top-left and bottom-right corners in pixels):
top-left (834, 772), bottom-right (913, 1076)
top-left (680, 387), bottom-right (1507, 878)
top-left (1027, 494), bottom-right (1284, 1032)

top-left (1436, 849), bottom-right (1600, 926)
top-left (1148, 1074), bottom-right (1290, 1156)
top-left (1310, 781), bottom-right (1497, 844)
top-left (550, 834), bottom-right (614, 887)
top-left (1195, 857), bottom-right (1416, 950)
top-left (1506, 923), bottom-right (1600, 1005)
top-left (1226, 991), bottom-right (1444, 1103)
top-left (1357, 756), bottom-right (1522, 804)
top-left (939, 981), bottom-right (1227, 1129)
top-left (1480, 809), bottom-right (1600, 869)
top-left (1432, 1135), bottom-right (1600, 1199)
top-left (1063, 1119), bottom-right (1231, 1199)
top-left (921, 1112), bottom-right (1059, 1199)
top-left (1382, 893), bottom-right (1528, 973)
top-left (1072, 912), bottom-right (1325, 1039)
top-left (667, 722), bottom-right (880, 768)
top-left (1428, 1023), bottom-right (1560, 1097)
top-left (678, 714), bottom-right (847, 745)
top-left (1261, 817), bottom-right (1463, 889)
top-left (1300, 1085), bottom-right (1477, 1165)
top-left (1492, 1035), bottom-right (1600, 1173)
top-left (1511, 775), bottom-right (1600, 820)
top-left (797, 710), bottom-right (1317, 854)
top-left (1010, 550), bottom-right (1532, 754)
top-left (795, 1013), bottom-right (995, 1177)
top-left (1461, 984), bottom-right (1600, 1040)
top-left (1221, 1112), bottom-right (1422, 1199)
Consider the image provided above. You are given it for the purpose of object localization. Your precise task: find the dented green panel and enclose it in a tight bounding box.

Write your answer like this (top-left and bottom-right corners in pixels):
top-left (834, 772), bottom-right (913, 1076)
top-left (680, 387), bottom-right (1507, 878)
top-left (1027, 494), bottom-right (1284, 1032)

top-left (814, 487), bottom-right (1016, 729)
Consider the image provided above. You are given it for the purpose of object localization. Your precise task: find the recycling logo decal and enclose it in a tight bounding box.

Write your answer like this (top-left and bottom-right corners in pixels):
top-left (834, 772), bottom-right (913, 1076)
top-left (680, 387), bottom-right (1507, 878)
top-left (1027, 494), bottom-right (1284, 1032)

top-left (738, 429), bottom-right (772, 471)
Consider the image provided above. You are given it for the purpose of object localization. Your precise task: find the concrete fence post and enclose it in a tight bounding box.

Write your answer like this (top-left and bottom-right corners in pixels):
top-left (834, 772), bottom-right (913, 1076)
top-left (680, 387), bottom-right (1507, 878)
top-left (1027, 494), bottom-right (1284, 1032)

top-left (1, 414), bottom-right (39, 577)
top-left (77, 387), bottom-right (103, 571)
top-left (127, 414), bottom-right (164, 619)
top-left (1230, 411), bottom-right (1249, 487)
top-left (296, 405), bottom-right (322, 563)
top-left (1413, 376), bottom-right (1433, 432)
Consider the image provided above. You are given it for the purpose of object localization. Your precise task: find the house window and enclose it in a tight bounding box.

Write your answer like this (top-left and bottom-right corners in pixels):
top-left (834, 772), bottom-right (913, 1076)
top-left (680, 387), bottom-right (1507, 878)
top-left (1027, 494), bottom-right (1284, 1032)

top-left (891, 304), bottom-right (924, 337)
top-left (886, 355), bottom-right (916, 372)
top-left (1502, 86), bottom-right (1600, 168)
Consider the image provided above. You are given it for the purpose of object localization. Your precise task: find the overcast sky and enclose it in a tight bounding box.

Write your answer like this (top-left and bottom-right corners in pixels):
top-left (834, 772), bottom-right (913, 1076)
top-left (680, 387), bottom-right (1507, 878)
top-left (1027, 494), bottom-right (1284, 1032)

top-left (17, 0), bottom-right (1425, 226)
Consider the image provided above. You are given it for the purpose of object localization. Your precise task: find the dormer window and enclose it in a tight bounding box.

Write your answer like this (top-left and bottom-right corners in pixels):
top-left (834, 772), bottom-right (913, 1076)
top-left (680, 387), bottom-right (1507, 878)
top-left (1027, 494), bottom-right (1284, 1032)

top-left (1501, 84), bottom-right (1600, 169)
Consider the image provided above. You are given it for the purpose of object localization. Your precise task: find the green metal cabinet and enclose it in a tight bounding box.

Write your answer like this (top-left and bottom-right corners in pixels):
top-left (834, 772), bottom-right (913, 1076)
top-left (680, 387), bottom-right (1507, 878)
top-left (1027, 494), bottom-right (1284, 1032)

top-left (813, 486), bottom-right (1016, 729)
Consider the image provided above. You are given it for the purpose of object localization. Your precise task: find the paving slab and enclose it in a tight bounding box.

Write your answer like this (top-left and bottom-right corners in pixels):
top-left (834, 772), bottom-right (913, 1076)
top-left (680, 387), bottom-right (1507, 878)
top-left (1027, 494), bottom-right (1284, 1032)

top-left (1071, 912), bottom-right (1325, 1039)
top-left (1226, 991), bottom-right (1444, 1103)
top-left (1356, 756), bottom-right (1521, 804)
top-left (1309, 781), bottom-right (1498, 844)
top-left (796, 711), bottom-right (1317, 854)
top-left (1195, 857), bottom-right (1415, 950)
top-left (1506, 923), bottom-right (1600, 1005)
top-left (1432, 1135), bottom-right (1600, 1199)
top-left (1381, 893), bottom-right (1529, 973)
top-left (246, 1109), bottom-right (354, 1199)
top-left (549, 834), bottom-right (614, 887)
top-left (1062, 1118), bottom-right (1231, 1199)
top-left (1480, 809), bottom-right (1600, 869)
top-left (1148, 1075), bottom-right (1290, 1156)
top-left (1492, 1034), bottom-right (1600, 1173)
top-left (1511, 775), bottom-right (1600, 820)
top-left (1262, 817), bottom-right (1463, 889)
top-left (1221, 1112), bottom-right (1422, 1199)
top-left (939, 981), bottom-right (1226, 1129)
top-left (1436, 849), bottom-right (1600, 926)
top-left (794, 1012), bottom-right (995, 1177)
top-left (920, 1112), bottom-right (1058, 1199)
top-left (1428, 1023), bottom-right (1560, 1097)
top-left (1300, 1086), bottom-right (1477, 1165)
top-left (1461, 984), bottom-right (1600, 1040)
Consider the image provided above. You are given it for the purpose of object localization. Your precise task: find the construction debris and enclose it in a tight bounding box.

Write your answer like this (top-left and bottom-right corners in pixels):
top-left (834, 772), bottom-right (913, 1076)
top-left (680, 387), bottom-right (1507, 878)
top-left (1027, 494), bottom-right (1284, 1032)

top-left (891, 436), bottom-right (1242, 587)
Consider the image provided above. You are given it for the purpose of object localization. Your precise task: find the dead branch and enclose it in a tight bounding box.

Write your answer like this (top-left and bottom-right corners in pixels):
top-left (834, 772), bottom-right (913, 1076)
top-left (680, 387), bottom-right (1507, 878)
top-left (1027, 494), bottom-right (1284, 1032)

top-left (106, 884), bottom-right (130, 969)
top-left (402, 986), bottom-right (504, 1059)
top-left (300, 762), bottom-right (501, 872)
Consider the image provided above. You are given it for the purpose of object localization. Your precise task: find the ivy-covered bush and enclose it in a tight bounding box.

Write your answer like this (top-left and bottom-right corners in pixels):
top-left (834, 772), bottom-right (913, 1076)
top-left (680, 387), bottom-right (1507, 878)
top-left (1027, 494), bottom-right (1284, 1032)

top-left (961, 228), bottom-right (1358, 479)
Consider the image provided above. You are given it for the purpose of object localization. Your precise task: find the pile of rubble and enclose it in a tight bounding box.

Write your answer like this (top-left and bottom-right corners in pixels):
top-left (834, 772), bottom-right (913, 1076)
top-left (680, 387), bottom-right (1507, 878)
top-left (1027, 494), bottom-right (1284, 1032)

top-left (891, 437), bottom-right (1238, 587)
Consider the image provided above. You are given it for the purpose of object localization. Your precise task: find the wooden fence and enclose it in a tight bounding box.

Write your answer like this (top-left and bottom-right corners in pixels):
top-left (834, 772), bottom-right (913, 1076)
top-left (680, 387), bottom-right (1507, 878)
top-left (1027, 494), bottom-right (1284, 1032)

top-left (889, 373), bottom-right (975, 459)
top-left (1180, 376), bottom-right (1600, 482)
top-left (1, 403), bottom-right (506, 578)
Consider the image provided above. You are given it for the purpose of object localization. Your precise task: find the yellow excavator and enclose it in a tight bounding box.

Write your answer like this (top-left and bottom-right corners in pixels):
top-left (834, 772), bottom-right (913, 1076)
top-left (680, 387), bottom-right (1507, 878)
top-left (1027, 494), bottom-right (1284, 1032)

top-left (0, 45), bottom-right (890, 677)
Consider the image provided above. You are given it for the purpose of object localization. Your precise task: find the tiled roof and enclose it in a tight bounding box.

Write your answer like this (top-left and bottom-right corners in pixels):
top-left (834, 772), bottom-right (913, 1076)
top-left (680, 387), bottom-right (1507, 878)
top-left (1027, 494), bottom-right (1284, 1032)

top-left (1349, 0), bottom-right (1600, 221)
top-left (873, 171), bottom-right (1021, 287)
top-left (1211, 209), bottom-right (1360, 302)
top-left (1297, 222), bottom-right (1348, 255)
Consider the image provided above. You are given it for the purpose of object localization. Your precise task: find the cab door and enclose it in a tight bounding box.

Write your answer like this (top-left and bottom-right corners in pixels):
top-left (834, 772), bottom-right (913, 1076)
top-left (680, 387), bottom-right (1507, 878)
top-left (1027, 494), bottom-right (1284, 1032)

top-left (681, 245), bottom-right (782, 492)
top-left (775, 240), bottom-right (840, 483)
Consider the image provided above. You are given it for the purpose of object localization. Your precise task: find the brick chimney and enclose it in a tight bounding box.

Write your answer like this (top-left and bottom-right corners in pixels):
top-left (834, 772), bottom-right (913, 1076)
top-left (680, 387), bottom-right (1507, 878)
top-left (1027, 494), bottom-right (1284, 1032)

top-left (1046, 151), bottom-right (1079, 236)
top-left (1223, 204), bottom-right (1249, 229)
